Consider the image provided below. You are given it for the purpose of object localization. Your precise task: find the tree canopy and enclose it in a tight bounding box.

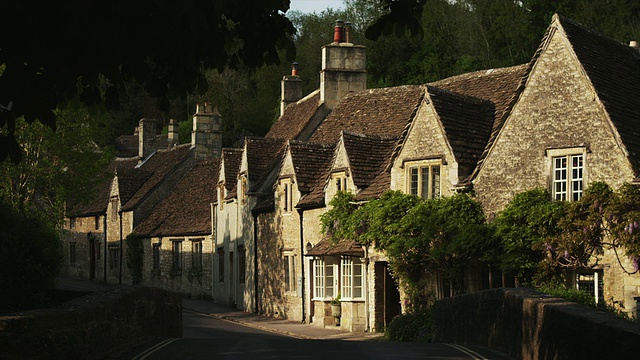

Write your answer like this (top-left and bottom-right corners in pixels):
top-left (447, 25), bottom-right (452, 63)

top-left (0, 0), bottom-right (297, 163)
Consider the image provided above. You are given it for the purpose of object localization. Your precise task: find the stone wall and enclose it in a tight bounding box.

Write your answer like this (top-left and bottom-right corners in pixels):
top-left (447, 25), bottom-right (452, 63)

top-left (0, 286), bottom-right (182, 360)
top-left (431, 288), bottom-right (640, 360)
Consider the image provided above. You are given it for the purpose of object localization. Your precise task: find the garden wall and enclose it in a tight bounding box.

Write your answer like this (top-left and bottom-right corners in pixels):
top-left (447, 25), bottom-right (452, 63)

top-left (0, 286), bottom-right (182, 359)
top-left (431, 288), bottom-right (640, 359)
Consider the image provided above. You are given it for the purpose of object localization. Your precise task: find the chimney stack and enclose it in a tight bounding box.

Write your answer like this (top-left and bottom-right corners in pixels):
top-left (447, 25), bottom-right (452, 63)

top-left (321, 20), bottom-right (367, 109)
top-left (191, 103), bottom-right (222, 160)
top-left (333, 20), bottom-right (344, 43)
top-left (280, 62), bottom-right (304, 116)
top-left (630, 40), bottom-right (639, 51)
top-left (168, 119), bottom-right (179, 146)
top-left (138, 118), bottom-right (157, 161)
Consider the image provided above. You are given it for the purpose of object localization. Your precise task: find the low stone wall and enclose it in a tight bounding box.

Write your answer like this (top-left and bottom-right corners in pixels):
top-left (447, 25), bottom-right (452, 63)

top-left (0, 286), bottom-right (182, 360)
top-left (431, 288), bottom-right (640, 359)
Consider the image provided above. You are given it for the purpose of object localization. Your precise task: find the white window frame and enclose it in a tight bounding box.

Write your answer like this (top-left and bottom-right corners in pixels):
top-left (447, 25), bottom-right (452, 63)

top-left (341, 256), bottom-right (365, 301)
top-left (548, 148), bottom-right (585, 202)
top-left (406, 162), bottom-right (441, 199)
top-left (575, 270), bottom-right (604, 304)
top-left (313, 257), bottom-right (338, 300)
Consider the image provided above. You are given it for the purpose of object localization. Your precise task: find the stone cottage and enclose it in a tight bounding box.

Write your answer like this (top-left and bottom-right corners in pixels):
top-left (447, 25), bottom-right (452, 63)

top-left (63, 14), bottom-right (640, 331)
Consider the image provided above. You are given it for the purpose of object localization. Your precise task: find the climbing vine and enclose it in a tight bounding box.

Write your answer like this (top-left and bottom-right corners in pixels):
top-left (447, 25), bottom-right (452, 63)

top-left (322, 182), bottom-right (640, 311)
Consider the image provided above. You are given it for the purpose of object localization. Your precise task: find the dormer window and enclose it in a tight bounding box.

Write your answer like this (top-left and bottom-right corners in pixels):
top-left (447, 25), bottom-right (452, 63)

top-left (406, 162), bottom-right (441, 199)
top-left (331, 171), bottom-right (348, 193)
top-left (281, 178), bottom-right (294, 213)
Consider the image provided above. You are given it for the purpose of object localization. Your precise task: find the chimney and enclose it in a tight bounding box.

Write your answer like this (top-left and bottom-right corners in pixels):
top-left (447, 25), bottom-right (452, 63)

top-left (191, 102), bottom-right (222, 160)
top-left (138, 118), bottom-right (157, 161)
top-left (320, 20), bottom-right (367, 109)
top-left (280, 62), bottom-right (304, 116)
top-left (168, 119), bottom-right (179, 146)
top-left (630, 40), bottom-right (639, 51)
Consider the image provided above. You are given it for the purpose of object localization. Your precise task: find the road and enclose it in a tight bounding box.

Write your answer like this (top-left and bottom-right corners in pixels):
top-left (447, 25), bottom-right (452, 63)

top-left (117, 309), bottom-right (513, 360)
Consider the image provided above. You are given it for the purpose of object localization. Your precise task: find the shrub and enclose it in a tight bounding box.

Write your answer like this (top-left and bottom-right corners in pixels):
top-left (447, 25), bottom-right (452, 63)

top-left (385, 310), bottom-right (432, 342)
top-left (0, 204), bottom-right (63, 312)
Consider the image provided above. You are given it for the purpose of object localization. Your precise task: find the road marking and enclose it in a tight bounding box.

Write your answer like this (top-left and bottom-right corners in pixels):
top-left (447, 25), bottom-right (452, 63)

top-left (444, 343), bottom-right (489, 360)
top-left (132, 338), bottom-right (179, 360)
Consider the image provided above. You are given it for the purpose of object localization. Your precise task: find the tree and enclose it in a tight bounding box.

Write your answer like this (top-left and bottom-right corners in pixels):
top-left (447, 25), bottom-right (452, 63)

top-left (491, 188), bottom-right (567, 286)
top-left (0, 105), bottom-right (113, 226)
top-left (0, 0), bottom-right (297, 163)
top-left (0, 201), bottom-right (63, 312)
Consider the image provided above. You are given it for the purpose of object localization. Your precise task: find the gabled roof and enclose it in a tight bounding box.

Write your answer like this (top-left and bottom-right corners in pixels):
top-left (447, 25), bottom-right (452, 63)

top-left (341, 131), bottom-right (398, 189)
top-left (265, 91), bottom-right (323, 140)
top-left (134, 159), bottom-right (219, 237)
top-left (121, 144), bottom-right (192, 211)
top-left (288, 141), bottom-right (334, 194)
top-left (308, 86), bottom-right (425, 145)
top-left (353, 169), bottom-right (391, 201)
top-left (426, 86), bottom-right (495, 183)
top-left (430, 64), bottom-right (529, 184)
top-left (555, 14), bottom-right (640, 175)
top-left (220, 148), bottom-right (243, 192)
top-left (67, 157), bottom-right (139, 217)
top-left (244, 137), bottom-right (288, 192)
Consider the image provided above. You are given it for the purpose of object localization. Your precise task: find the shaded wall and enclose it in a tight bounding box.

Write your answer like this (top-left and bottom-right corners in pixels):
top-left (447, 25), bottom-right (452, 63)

top-left (431, 288), bottom-right (640, 360)
top-left (0, 286), bottom-right (182, 360)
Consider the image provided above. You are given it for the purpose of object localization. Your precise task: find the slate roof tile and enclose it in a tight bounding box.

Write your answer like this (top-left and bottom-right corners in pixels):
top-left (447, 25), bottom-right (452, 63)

top-left (122, 144), bottom-right (192, 211)
top-left (265, 91), bottom-right (322, 140)
top-left (308, 86), bottom-right (424, 145)
top-left (135, 159), bottom-right (219, 237)
top-left (288, 142), bottom-right (334, 194)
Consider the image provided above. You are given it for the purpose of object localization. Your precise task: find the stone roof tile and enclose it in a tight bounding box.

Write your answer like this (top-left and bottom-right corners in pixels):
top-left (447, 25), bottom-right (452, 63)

top-left (135, 159), bottom-right (219, 237)
top-left (265, 91), bottom-right (322, 140)
top-left (308, 86), bottom-right (424, 145)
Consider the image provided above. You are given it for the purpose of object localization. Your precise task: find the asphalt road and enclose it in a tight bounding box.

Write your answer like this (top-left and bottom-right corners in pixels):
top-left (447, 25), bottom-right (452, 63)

top-left (116, 310), bottom-right (513, 360)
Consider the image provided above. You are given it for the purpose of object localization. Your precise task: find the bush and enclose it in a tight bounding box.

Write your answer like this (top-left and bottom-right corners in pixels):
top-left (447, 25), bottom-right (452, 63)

top-left (0, 204), bottom-right (63, 312)
top-left (385, 310), bottom-right (432, 342)
top-left (538, 284), bottom-right (596, 307)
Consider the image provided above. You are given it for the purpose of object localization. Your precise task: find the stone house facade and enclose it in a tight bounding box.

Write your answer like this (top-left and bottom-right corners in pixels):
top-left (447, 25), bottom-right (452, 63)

top-left (63, 14), bottom-right (640, 330)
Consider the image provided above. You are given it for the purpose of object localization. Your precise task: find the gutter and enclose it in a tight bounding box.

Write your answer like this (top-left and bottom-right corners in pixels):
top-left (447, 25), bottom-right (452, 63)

top-left (253, 212), bottom-right (259, 314)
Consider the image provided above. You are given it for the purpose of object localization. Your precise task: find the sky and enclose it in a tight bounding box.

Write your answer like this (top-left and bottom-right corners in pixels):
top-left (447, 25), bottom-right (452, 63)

top-left (289, 0), bottom-right (345, 14)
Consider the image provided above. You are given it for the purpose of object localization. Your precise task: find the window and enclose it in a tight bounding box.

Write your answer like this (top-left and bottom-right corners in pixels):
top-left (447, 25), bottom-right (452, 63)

top-left (192, 240), bottom-right (203, 269)
top-left (553, 154), bottom-right (583, 201)
top-left (94, 216), bottom-right (100, 230)
top-left (341, 257), bottom-right (364, 300)
top-left (172, 240), bottom-right (182, 272)
top-left (240, 176), bottom-right (248, 204)
top-left (238, 245), bottom-right (246, 283)
top-left (282, 180), bottom-right (294, 212)
top-left (576, 271), bottom-right (604, 304)
top-left (284, 253), bottom-right (297, 293)
top-left (109, 248), bottom-right (120, 270)
top-left (152, 243), bottom-right (161, 274)
top-left (69, 242), bottom-right (77, 264)
top-left (334, 174), bottom-right (347, 193)
top-left (313, 257), bottom-right (337, 299)
top-left (218, 184), bottom-right (225, 210)
top-left (218, 247), bottom-right (225, 283)
top-left (69, 217), bottom-right (76, 230)
top-left (408, 164), bottom-right (441, 199)
top-left (110, 197), bottom-right (119, 222)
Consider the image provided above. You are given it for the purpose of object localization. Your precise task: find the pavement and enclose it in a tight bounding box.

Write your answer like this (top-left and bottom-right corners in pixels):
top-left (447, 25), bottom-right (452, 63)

top-left (55, 276), bottom-right (384, 342)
